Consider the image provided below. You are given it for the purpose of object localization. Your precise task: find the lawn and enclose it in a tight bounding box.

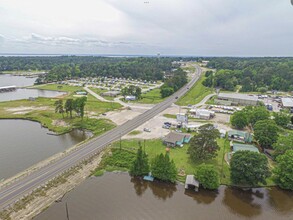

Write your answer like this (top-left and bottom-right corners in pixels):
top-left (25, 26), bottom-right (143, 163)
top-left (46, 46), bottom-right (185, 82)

top-left (135, 88), bottom-right (165, 104)
top-left (0, 83), bottom-right (121, 135)
top-left (176, 74), bottom-right (213, 106)
top-left (96, 138), bottom-right (231, 184)
top-left (0, 97), bottom-right (116, 135)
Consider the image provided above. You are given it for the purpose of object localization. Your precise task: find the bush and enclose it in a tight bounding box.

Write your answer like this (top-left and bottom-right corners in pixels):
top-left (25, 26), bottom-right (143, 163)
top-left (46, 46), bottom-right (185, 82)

top-left (195, 164), bottom-right (220, 190)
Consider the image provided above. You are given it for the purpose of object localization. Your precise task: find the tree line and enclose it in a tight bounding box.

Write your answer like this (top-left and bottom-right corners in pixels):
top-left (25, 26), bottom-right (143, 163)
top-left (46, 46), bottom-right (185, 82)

top-left (202, 57), bottom-right (293, 92)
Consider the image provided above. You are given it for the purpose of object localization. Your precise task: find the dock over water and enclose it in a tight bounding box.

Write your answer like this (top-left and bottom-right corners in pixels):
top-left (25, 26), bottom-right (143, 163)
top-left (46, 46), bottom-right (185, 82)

top-left (0, 86), bottom-right (17, 92)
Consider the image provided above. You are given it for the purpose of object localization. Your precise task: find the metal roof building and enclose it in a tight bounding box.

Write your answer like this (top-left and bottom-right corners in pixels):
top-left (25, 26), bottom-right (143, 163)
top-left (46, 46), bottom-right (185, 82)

top-left (217, 93), bottom-right (259, 106)
top-left (281, 97), bottom-right (293, 108)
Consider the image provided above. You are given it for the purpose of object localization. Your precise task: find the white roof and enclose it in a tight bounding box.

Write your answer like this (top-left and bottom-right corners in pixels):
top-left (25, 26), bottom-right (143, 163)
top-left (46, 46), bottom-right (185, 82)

top-left (282, 98), bottom-right (293, 107)
top-left (218, 93), bottom-right (258, 102)
top-left (185, 175), bottom-right (199, 187)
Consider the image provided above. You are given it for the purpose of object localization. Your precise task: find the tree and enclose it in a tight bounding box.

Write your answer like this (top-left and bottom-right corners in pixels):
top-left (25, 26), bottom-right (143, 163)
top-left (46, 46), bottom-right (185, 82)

top-left (135, 87), bottom-right (142, 100)
top-left (160, 87), bottom-right (174, 98)
top-left (195, 164), bottom-right (220, 190)
top-left (188, 124), bottom-right (220, 161)
top-left (272, 134), bottom-right (293, 159)
top-left (230, 151), bottom-right (271, 186)
top-left (54, 99), bottom-right (64, 118)
top-left (291, 116), bottom-right (293, 124)
top-left (273, 112), bottom-right (290, 127)
top-left (65, 99), bottom-right (74, 118)
top-left (231, 111), bottom-right (248, 129)
top-left (130, 145), bottom-right (149, 176)
top-left (73, 96), bottom-right (87, 119)
top-left (254, 120), bottom-right (279, 148)
top-left (247, 106), bottom-right (269, 125)
top-left (273, 150), bottom-right (293, 190)
top-left (151, 153), bottom-right (177, 183)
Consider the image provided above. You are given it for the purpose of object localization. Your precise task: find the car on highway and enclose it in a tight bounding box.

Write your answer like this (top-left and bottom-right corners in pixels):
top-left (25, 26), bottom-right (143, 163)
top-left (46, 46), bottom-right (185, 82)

top-left (175, 96), bottom-right (178, 99)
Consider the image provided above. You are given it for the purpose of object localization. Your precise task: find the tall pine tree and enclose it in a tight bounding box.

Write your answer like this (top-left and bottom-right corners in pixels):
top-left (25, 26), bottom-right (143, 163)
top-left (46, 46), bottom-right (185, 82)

top-left (130, 145), bottom-right (149, 176)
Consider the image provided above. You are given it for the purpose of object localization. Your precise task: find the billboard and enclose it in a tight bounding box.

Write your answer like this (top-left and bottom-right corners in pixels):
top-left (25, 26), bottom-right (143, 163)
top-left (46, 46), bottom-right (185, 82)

top-left (176, 113), bottom-right (188, 124)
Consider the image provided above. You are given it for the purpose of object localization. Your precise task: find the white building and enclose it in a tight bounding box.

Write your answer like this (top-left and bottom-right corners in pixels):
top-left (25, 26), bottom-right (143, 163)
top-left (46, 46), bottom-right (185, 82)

top-left (189, 109), bottom-right (215, 120)
top-left (125, 95), bottom-right (136, 101)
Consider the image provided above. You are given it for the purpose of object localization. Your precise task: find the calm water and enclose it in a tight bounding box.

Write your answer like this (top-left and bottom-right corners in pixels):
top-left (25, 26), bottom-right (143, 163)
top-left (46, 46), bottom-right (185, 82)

top-left (35, 172), bottom-right (293, 220)
top-left (0, 120), bottom-right (89, 180)
top-left (0, 74), bottom-right (66, 101)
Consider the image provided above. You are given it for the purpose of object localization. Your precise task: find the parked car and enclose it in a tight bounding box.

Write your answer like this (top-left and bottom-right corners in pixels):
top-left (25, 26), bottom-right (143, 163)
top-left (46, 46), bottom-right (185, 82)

top-left (162, 125), bottom-right (170, 129)
top-left (143, 128), bottom-right (151, 132)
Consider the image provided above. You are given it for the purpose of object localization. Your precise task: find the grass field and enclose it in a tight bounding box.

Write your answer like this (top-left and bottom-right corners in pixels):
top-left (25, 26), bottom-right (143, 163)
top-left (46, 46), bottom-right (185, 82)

top-left (0, 84), bottom-right (121, 134)
top-left (95, 138), bottom-right (231, 184)
top-left (135, 88), bottom-right (165, 104)
top-left (176, 74), bottom-right (213, 106)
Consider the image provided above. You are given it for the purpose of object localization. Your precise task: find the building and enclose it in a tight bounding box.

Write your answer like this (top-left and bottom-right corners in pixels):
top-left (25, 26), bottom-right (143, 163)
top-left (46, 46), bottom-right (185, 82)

top-left (216, 93), bottom-right (259, 106)
top-left (281, 97), bottom-right (293, 112)
top-left (189, 108), bottom-right (215, 120)
top-left (228, 130), bottom-right (253, 143)
top-left (125, 95), bottom-right (136, 101)
top-left (102, 91), bottom-right (120, 97)
top-left (182, 123), bottom-right (202, 132)
top-left (231, 142), bottom-right (259, 153)
top-left (176, 113), bottom-right (188, 123)
top-left (163, 132), bottom-right (192, 147)
top-left (75, 91), bottom-right (87, 95)
top-left (185, 175), bottom-right (199, 192)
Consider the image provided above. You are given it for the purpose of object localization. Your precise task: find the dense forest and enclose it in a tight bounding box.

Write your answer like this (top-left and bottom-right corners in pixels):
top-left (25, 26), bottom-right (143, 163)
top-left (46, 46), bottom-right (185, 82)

top-left (202, 57), bottom-right (293, 92)
top-left (0, 56), bottom-right (180, 82)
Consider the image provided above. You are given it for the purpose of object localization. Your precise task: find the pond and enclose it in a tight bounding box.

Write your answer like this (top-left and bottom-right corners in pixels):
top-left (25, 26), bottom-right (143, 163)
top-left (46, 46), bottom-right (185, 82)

top-left (35, 172), bottom-right (293, 220)
top-left (0, 119), bottom-right (90, 180)
top-left (0, 74), bottom-right (66, 102)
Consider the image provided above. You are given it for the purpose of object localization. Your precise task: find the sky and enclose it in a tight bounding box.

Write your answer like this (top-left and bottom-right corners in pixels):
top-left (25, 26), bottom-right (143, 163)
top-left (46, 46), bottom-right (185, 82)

top-left (0, 0), bottom-right (293, 56)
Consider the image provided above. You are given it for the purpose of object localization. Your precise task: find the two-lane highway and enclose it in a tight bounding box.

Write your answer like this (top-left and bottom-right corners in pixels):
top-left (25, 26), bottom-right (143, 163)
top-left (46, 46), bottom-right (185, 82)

top-left (0, 64), bottom-right (202, 210)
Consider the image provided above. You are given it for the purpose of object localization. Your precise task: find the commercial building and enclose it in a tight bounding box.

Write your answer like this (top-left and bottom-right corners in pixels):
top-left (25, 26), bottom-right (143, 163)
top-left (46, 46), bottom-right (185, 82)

top-left (216, 93), bottom-right (259, 106)
top-left (163, 132), bottom-right (192, 147)
top-left (189, 108), bottom-right (215, 120)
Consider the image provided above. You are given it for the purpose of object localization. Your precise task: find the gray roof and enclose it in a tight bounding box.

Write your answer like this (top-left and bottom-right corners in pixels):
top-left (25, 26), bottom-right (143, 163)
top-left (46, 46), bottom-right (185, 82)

top-left (185, 175), bottom-right (199, 187)
top-left (218, 93), bottom-right (258, 102)
top-left (164, 132), bottom-right (190, 144)
top-left (282, 97), bottom-right (293, 107)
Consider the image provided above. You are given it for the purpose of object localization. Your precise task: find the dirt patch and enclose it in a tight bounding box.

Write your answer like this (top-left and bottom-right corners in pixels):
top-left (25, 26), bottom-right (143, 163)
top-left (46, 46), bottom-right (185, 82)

top-left (52, 119), bottom-right (69, 127)
top-left (5, 106), bottom-right (50, 115)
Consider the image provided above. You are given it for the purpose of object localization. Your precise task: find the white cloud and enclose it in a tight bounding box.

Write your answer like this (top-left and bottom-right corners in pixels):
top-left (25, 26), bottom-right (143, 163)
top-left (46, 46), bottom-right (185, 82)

top-left (0, 0), bottom-right (293, 55)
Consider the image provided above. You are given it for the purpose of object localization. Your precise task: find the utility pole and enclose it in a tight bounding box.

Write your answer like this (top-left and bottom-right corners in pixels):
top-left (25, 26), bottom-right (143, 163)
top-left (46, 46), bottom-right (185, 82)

top-left (66, 202), bottom-right (70, 220)
top-left (120, 132), bottom-right (122, 151)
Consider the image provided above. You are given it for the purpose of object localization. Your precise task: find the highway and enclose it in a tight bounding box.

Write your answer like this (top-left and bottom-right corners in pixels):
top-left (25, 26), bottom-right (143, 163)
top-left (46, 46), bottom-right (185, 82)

top-left (0, 64), bottom-right (202, 211)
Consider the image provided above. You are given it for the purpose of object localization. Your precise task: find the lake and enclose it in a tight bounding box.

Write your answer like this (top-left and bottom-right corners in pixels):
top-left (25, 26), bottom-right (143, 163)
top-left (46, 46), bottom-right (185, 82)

top-left (35, 172), bottom-right (293, 220)
top-left (0, 74), bottom-right (66, 101)
top-left (0, 120), bottom-right (90, 180)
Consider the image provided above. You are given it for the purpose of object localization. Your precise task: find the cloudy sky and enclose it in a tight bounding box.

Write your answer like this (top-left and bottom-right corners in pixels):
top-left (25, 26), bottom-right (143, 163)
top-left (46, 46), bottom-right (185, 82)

top-left (0, 0), bottom-right (292, 56)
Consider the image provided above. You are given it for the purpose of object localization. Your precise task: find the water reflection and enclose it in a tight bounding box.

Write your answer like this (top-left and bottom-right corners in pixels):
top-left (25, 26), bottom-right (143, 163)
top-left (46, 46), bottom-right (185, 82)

top-left (268, 187), bottom-right (293, 213)
top-left (223, 187), bottom-right (263, 217)
top-left (185, 188), bottom-right (218, 204)
top-left (130, 177), bottom-right (177, 200)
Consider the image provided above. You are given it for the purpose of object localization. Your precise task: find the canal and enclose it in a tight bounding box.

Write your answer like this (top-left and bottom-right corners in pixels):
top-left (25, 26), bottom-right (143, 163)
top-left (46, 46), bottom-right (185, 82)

top-left (0, 120), bottom-right (90, 180)
top-left (35, 172), bottom-right (293, 220)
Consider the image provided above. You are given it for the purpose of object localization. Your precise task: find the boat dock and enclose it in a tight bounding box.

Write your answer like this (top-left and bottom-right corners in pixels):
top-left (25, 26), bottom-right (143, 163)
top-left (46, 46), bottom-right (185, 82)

top-left (0, 85), bottom-right (17, 92)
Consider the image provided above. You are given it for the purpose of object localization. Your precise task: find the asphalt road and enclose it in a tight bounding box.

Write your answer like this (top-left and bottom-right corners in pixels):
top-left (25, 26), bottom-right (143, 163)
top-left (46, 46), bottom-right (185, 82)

top-left (0, 64), bottom-right (202, 211)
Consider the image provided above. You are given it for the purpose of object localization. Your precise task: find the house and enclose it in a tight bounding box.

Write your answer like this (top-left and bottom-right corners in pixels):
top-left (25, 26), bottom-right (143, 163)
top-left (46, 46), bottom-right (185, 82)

top-left (231, 142), bottom-right (259, 153)
top-left (163, 132), bottom-right (192, 147)
top-left (102, 91), bottom-right (120, 97)
top-left (216, 93), bottom-right (259, 106)
top-left (281, 97), bottom-right (293, 113)
top-left (228, 130), bottom-right (253, 143)
top-left (182, 123), bottom-right (202, 132)
top-left (189, 108), bottom-right (215, 120)
top-left (75, 91), bottom-right (87, 95)
top-left (125, 95), bottom-right (136, 101)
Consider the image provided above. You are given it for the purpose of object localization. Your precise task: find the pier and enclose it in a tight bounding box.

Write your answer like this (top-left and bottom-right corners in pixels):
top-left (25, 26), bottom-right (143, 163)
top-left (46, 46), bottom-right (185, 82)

top-left (0, 86), bottom-right (17, 93)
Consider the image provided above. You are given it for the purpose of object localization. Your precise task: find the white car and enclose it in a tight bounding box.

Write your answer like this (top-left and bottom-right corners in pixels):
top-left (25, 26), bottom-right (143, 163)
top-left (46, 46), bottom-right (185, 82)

top-left (143, 128), bottom-right (151, 132)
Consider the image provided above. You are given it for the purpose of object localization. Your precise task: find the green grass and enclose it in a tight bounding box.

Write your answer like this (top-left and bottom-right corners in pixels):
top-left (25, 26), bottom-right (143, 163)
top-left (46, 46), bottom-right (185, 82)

top-left (163, 114), bottom-right (176, 119)
top-left (128, 130), bottom-right (142, 135)
top-left (136, 88), bottom-right (165, 104)
top-left (100, 138), bottom-right (231, 184)
top-left (90, 88), bottom-right (116, 101)
top-left (176, 74), bottom-right (213, 106)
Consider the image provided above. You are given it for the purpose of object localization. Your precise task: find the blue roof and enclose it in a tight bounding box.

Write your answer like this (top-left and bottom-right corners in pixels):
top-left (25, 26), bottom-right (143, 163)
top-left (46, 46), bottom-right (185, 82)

top-left (232, 143), bottom-right (259, 153)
